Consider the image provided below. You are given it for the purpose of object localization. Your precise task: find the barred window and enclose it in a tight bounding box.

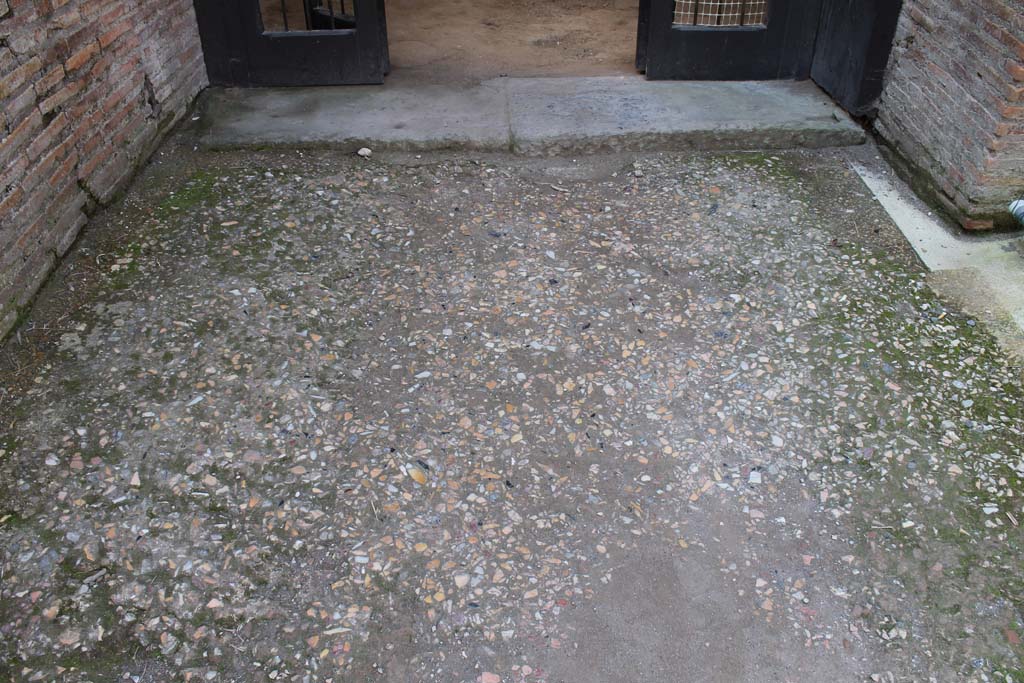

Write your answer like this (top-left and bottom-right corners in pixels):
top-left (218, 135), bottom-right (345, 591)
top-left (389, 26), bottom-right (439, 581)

top-left (673, 1), bottom-right (768, 27)
top-left (259, 0), bottom-right (356, 32)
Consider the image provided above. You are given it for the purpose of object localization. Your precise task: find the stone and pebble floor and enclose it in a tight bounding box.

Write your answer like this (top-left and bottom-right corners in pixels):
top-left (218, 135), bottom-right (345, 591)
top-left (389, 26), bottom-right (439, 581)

top-left (0, 146), bottom-right (1022, 682)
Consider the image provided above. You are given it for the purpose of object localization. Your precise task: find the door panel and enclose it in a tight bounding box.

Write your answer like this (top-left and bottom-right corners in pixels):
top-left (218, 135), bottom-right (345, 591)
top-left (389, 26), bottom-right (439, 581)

top-left (811, 0), bottom-right (902, 115)
top-left (635, 0), bottom-right (651, 71)
top-left (194, 0), bottom-right (389, 86)
top-left (643, 0), bottom-right (821, 80)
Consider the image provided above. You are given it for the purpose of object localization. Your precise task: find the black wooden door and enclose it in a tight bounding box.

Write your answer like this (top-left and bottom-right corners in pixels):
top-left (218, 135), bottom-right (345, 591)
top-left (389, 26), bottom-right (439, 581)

top-left (642, 0), bottom-right (821, 80)
top-left (194, 0), bottom-right (390, 86)
top-left (810, 0), bottom-right (903, 115)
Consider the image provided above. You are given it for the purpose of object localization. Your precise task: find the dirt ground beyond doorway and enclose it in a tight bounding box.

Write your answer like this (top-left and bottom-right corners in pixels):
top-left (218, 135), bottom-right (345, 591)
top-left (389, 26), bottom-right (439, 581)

top-left (387, 0), bottom-right (640, 82)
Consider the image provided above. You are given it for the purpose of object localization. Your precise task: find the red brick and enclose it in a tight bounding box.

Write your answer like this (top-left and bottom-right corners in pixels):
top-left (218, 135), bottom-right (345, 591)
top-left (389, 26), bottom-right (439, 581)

top-left (877, 0), bottom-right (1024, 227)
top-left (24, 111), bottom-right (69, 161)
top-left (0, 108), bottom-right (43, 165)
top-left (3, 84), bottom-right (40, 125)
top-left (962, 217), bottom-right (995, 231)
top-left (37, 77), bottom-right (82, 115)
top-left (64, 39), bottom-right (99, 72)
top-left (0, 55), bottom-right (42, 99)
top-left (1009, 61), bottom-right (1024, 83)
top-left (0, 0), bottom-right (206, 338)
top-left (1001, 104), bottom-right (1024, 119)
top-left (48, 144), bottom-right (80, 189)
top-left (98, 18), bottom-right (132, 48)
top-left (32, 64), bottom-right (66, 97)
top-left (0, 186), bottom-right (25, 217)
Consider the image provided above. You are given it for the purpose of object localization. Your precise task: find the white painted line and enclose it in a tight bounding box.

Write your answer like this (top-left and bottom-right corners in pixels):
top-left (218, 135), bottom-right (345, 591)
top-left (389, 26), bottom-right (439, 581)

top-left (852, 162), bottom-right (1024, 330)
top-left (852, 163), bottom-right (1003, 270)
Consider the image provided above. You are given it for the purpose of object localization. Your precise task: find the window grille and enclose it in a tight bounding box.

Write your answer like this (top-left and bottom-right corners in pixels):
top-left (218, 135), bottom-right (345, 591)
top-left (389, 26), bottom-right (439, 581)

top-left (259, 0), bottom-right (355, 32)
top-left (673, 0), bottom-right (768, 27)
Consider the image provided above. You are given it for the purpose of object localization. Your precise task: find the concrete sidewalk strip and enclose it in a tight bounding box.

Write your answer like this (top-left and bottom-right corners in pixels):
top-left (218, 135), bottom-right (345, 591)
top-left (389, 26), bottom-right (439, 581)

top-left (199, 80), bottom-right (510, 150)
top-left (506, 78), bottom-right (863, 154)
top-left (198, 77), bottom-right (865, 153)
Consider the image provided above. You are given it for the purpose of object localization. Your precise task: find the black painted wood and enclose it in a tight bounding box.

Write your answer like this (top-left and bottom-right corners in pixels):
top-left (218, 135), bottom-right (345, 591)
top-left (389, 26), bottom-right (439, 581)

top-left (193, 0), bottom-right (389, 86)
top-left (811, 0), bottom-right (902, 115)
top-left (636, 0), bottom-right (650, 71)
top-left (644, 0), bottom-right (822, 80)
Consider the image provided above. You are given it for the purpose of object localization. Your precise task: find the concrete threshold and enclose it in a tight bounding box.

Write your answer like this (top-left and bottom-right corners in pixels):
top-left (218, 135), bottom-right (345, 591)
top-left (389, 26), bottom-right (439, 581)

top-left (196, 76), bottom-right (865, 154)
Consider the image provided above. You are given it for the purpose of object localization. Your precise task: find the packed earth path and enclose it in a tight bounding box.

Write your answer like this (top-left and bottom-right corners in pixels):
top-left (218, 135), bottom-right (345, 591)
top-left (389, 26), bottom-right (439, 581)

top-left (1, 142), bottom-right (1023, 683)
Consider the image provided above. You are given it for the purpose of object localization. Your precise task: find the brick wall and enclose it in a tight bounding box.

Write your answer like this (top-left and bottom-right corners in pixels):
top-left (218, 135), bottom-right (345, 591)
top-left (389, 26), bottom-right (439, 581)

top-left (0, 0), bottom-right (207, 338)
top-left (874, 0), bottom-right (1024, 230)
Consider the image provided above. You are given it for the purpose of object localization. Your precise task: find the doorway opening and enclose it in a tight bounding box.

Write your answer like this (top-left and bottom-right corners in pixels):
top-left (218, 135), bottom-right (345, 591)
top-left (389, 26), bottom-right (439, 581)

top-left (199, 0), bottom-right (901, 116)
top-left (385, 0), bottom-right (640, 82)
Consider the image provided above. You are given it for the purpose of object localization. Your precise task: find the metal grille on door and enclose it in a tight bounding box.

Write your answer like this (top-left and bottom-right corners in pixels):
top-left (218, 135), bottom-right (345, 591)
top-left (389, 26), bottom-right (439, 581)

top-left (673, 0), bottom-right (768, 26)
top-left (259, 0), bottom-right (356, 31)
